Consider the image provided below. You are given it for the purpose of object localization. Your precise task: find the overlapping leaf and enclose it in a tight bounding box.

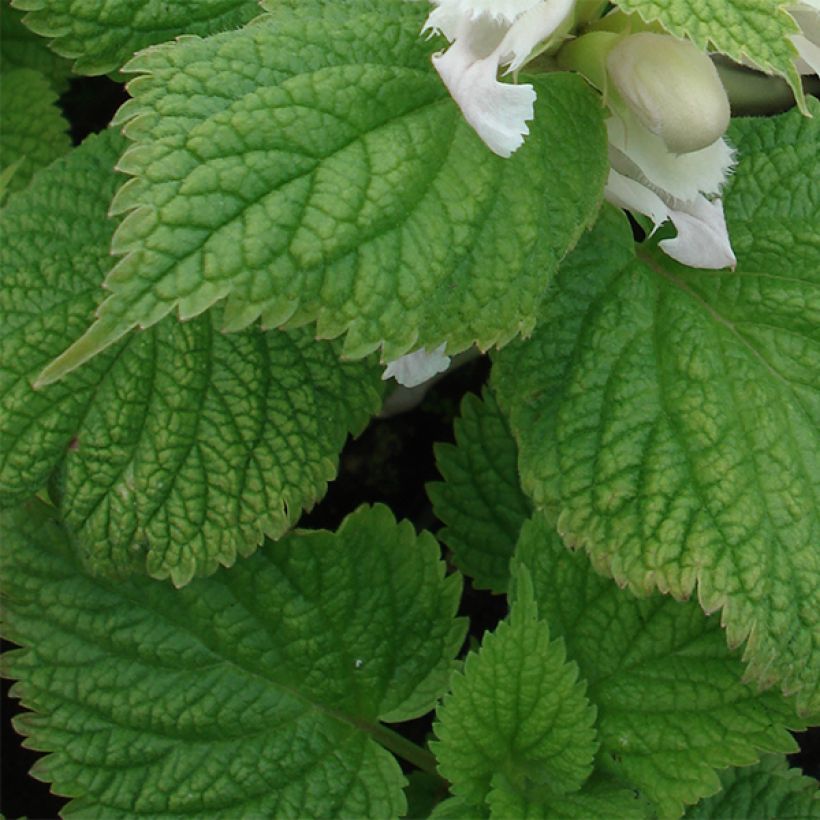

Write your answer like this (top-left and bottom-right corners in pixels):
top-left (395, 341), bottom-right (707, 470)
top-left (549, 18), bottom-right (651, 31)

top-left (511, 516), bottom-right (805, 817)
top-left (486, 773), bottom-right (648, 819)
top-left (493, 101), bottom-right (820, 712)
top-left (0, 3), bottom-right (72, 91)
top-left (0, 130), bottom-right (384, 585)
top-left (685, 756), bottom-right (819, 818)
top-left (0, 67), bottom-right (69, 196)
top-left (428, 389), bottom-right (531, 593)
top-left (10, 0), bottom-right (262, 75)
top-left (35, 0), bottom-right (608, 385)
top-left (612, 0), bottom-right (804, 108)
top-left (0, 501), bottom-right (465, 817)
top-left (432, 577), bottom-right (598, 810)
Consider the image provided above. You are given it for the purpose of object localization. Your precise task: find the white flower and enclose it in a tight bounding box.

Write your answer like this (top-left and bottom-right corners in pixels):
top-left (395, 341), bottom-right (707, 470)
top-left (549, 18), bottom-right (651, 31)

top-left (383, 343), bottom-right (450, 387)
top-left (424, 0), bottom-right (576, 157)
top-left (605, 109), bottom-right (737, 270)
top-left (602, 32), bottom-right (736, 270)
top-left (790, 0), bottom-right (820, 77)
top-left (606, 33), bottom-right (730, 154)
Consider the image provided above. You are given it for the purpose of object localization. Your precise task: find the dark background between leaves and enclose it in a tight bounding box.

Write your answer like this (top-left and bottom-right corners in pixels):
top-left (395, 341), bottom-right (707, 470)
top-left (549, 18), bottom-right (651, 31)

top-left (2, 74), bottom-right (818, 819)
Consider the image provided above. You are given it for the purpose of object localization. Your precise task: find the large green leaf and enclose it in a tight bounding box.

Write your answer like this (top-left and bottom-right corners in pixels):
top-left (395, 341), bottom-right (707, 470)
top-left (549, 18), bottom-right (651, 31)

top-left (511, 516), bottom-right (805, 817)
top-left (493, 101), bottom-right (820, 713)
top-left (612, 0), bottom-right (804, 110)
top-left (685, 756), bottom-right (820, 818)
top-left (10, 0), bottom-right (262, 75)
top-left (431, 577), bottom-right (598, 810)
top-left (687, 756), bottom-right (820, 818)
top-left (1, 501), bottom-right (465, 817)
top-left (0, 130), bottom-right (384, 585)
top-left (428, 389), bottom-right (531, 594)
top-left (0, 67), bottom-right (70, 196)
top-left (35, 0), bottom-right (608, 385)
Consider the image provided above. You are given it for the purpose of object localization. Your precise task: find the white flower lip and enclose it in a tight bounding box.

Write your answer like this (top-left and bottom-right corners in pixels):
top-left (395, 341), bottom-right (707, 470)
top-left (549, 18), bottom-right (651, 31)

top-left (605, 111), bottom-right (737, 270)
top-left (383, 343), bottom-right (451, 387)
top-left (424, 0), bottom-right (575, 157)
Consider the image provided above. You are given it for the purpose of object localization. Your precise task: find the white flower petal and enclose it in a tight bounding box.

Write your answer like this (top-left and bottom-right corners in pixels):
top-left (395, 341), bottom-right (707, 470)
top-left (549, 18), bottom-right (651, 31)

top-left (604, 168), bottom-right (670, 230)
top-left (427, 0), bottom-right (543, 26)
top-left (791, 33), bottom-right (820, 75)
top-left (498, 0), bottom-right (575, 73)
top-left (607, 111), bottom-right (735, 201)
top-left (659, 195), bottom-right (736, 270)
top-left (424, 3), bottom-right (509, 48)
top-left (382, 344), bottom-right (451, 387)
top-left (433, 29), bottom-right (536, 156)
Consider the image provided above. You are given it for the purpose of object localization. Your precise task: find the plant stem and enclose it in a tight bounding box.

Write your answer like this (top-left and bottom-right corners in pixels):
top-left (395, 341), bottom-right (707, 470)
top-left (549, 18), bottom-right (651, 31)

top-left (356, 718), bottom-right (441, 778)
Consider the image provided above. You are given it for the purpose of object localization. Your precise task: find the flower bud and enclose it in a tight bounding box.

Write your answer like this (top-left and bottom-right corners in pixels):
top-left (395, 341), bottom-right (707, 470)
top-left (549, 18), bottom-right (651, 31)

top-left (607, 32), bottom-right (730, 154)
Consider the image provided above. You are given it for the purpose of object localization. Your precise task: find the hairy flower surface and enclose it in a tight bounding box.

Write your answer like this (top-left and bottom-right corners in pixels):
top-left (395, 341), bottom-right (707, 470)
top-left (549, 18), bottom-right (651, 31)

top-left (424, 0), bottom-right (575, 156)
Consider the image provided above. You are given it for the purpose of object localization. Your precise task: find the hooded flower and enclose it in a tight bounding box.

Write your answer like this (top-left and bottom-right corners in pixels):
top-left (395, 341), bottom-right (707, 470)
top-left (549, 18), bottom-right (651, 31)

top-left (424, 0), bottom-right (576, 156)
top-left (603, 33), bottom-right (737, 270)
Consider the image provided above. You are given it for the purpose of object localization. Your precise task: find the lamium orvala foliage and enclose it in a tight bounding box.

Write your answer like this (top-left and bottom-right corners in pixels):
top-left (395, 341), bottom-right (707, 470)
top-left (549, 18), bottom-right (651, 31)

top-left (0, 0), bottom-right (818, 817)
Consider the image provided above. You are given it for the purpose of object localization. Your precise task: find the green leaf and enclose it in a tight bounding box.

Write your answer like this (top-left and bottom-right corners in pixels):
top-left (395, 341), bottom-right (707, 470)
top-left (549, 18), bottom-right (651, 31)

top-left (0, 130), bottom-right (384, 585)
top-left (611, 0), bottom-right (805, 111)
top-left (428, 389), bottom-right (531, 594)
top-left (429, 796), bottom-right (488, 818)
top-left (36, 0), bottom-right (608, 384)
top-left (685, 756), bottom-right (820, 819)
top-left (10, 0), bottom-right (262, 76)
top-left (487, 772), bottom-right (649, 819)
top-left (1, 501), bottom-right (465, 817)
top-left (431, 576), bottom-right (598, 809)
top-left (0, 2), bottom-right (72, 92)
top-left (0, 67), bottom-right (70, 195)
top-left (511, 516), bottom-right (806, 818)
top-left (493, 101), bottom-right (820, 712)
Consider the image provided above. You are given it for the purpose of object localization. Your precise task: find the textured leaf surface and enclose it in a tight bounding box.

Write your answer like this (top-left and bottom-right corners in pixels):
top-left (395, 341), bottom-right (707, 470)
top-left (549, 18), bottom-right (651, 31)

top-left (10, 0), bottom-right (262, 75)
top-left (0, 67), bottom-right (69, 195)
top-left (493, 101), bottom-right (820, 712)
top-left (0, 130), bottom-right (383, 585)
top-left (431, 580), bottom-right (598, 809)
top-left (0, 3), bottom-right (72, 91)
top-left (428, 389), bottom-right (531, 593)
top-left (612, 0), bottom-right (804, 108)
top-left (685, 756), bottom-right (820, 818)
top-left (512, 516), bottom-right (805, 817)
top-left (38, 0), bottom-right (608, 384)
top-left (0, 502), bottom-right (465, 817)
top-left (487, 772), bottom-right (649, 819)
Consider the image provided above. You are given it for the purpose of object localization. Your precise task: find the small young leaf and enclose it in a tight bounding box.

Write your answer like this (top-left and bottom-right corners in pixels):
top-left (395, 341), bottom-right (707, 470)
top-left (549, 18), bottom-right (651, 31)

top-left (0, 130), bottom-right (384, 585)
top-left (1, 501), bottom-right (465, 817)
top-left (432, 578), bottom-right (598, 809)
top-left (0, 3), bottom-right (72, 91)
top-left (612, 0), bottom-right (805, 110)
top-left (511, 516), bottom-right (806, 817)
top-left (37, 0), bottom-right (608, 383)
top-left (10, 0), bottom-right (262, 75)
top-left (685, 756), bottom-right (819, 818)
top-left (493, 101), bottom-right (820, 712)
top-left (0, 67), bottom-right (69, 195)
top-left (428, 389), bottom-right (531, 593)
